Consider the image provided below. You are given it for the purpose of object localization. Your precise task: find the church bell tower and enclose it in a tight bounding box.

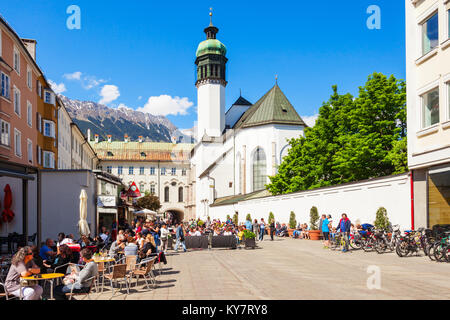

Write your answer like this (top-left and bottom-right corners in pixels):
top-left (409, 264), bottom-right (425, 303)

top-left (195, 10), bottom-right (228, 138)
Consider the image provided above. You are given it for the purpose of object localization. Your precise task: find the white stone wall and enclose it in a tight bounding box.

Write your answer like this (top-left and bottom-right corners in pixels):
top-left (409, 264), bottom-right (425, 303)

top-left (209, 173), bottom-right (413, 230)
top-left (41, 170), bottom-right (97, 241)
top-left (197, 83), bottom-right (225, 138)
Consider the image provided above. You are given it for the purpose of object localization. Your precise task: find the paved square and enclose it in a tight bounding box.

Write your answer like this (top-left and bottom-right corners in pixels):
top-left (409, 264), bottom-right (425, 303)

top-left (92, 238), bottom-right (450, 300)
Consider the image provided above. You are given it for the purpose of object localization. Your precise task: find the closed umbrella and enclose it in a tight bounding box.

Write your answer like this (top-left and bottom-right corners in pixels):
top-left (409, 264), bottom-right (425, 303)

top-left (1, 184), bottom-right (14, 223)
top-left (78, 189), bottom-right (90, 237)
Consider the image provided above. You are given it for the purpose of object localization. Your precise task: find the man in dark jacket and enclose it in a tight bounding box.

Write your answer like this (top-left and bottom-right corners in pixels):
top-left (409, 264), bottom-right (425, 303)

top-left (336, 213), bottom-right (351, 252)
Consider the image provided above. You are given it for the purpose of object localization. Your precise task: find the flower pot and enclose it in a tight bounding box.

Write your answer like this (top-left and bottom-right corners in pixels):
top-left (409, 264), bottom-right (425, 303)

top-left (244, 238), bottom-right (256, 248)
top-left (288, 229), bottom-right (295, 237)
top-left (309, 230), bottom-right (321, 240)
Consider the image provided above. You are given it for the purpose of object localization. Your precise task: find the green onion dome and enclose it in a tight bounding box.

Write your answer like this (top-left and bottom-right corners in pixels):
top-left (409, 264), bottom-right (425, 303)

top-left (196, 39), bottom-right (227, 57)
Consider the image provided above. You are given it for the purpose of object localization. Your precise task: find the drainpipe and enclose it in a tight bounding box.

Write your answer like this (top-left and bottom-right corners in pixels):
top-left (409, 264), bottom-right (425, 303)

top-left (410, 171), bottom-right (415, 230)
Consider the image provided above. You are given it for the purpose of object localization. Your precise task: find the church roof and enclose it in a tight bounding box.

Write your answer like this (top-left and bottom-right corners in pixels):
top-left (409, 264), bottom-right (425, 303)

top-left (233, 84), bottom-right (307, 129)
top-left (232, 96), bottom-right (252, 106)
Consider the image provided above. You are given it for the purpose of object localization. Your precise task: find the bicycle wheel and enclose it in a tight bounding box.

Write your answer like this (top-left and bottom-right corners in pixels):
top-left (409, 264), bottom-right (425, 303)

top-left (362, 238), bottom-right (374, 252)
top-left (444, 245), bottom-right (450, 263)
top-left (434, 244), bottom-right (446, 262)
top-left (330, 236), bottom-right (339, 251)
top-left (350, 238), bottom-right (362, 250)
top-left (396, 241), bottom-right (409, 257)
top-left (427, 243), bottom-right (436, 261)
top-left (375, 239), bottom-right (386, 254)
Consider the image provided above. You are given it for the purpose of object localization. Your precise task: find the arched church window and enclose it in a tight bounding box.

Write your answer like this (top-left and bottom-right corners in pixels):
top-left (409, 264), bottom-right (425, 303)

top-left (178, 187), bottom-right (183, 203)
top-left (164, 186), bottom-right (169, 203)
top-left (252, 147), bottom-right (266, 191)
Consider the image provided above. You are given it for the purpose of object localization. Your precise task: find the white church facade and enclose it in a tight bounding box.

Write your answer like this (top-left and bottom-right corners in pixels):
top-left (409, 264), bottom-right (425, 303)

top-left (188, 16), bottom-right (307, 220)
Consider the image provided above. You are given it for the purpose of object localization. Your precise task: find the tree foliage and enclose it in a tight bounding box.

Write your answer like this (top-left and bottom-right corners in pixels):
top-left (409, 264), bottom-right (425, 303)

top-left (136, 194), bottom-right (162, 212)
top-left (267, 73), bottom-right (407, 195)
top-left (268, 212), bottom-right (275, 224)
top-left (246, 214), bottom-right (252, 221)
top-left (374, 207), bottom-right (390, 230)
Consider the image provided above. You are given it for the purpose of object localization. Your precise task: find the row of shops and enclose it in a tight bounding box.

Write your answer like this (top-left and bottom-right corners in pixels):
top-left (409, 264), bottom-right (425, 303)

top-left (0, 159), bottom-right (161, 251)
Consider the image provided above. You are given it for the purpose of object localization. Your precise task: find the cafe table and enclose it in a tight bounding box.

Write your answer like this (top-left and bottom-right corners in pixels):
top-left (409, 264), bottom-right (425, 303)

top-left (92, 257), bottom-right (115, 263)
top-left (21, 273), bottom-right (65, 300)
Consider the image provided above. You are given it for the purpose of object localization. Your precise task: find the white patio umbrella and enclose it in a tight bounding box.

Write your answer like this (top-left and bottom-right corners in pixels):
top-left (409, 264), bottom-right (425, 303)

top-left (78, 189), bottom-right (90, 237)
top-left (134, 208), bottom-right (157, 216)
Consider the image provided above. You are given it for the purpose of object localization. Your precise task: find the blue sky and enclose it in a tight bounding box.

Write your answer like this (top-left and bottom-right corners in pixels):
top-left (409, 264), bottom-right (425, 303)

top-left (1, 0), bottom-right (406, 130)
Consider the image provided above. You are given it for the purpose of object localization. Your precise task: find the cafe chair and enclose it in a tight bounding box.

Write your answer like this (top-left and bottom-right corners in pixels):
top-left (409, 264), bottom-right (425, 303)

top-left (0, 281), bottom-right (17, 300)
top-left (65, 276), bottom-right (97, 300)
top-left (102, 264), bottom-right (129, 296)
top-left (129, 257), bottom-right (157, 291)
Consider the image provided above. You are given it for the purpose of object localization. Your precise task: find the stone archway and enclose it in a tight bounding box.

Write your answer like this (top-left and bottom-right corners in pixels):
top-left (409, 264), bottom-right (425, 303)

top-left (165, 209), bottom-right (185, 225)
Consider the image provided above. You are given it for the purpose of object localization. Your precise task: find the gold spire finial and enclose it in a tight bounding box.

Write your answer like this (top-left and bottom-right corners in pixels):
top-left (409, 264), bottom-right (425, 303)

top-left (275, 74), bottom-right (278, 84)
top-left (209, 7), bottom-right (213, 25)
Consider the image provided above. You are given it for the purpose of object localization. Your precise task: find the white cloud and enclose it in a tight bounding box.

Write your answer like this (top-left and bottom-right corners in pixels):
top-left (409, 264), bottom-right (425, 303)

top-left (137, 95), bottom-right (193, 116)
top-left (63, 71), bottom-right (82, 80)
top-left (48, 80), bottom-right (67, 94)
top-left (138, 96), bottom-right (142, 100)
top-left (99, 85), bottom-right (120, 105)
top-left (302, 114), bottom-right (319, 127)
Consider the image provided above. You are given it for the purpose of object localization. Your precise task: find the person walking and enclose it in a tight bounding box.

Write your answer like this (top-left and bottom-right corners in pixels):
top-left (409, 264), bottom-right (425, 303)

top-left (252, 219), bottom-right (259, 241)
top-left (321, 214), bottom-right (330, 249)
top-left (160, 224), bottom-right (170, 252)
top-left (259, 218), bottom-right (266, 241)
top-left (269, 219), bottom-right (275, 241)
top-left (336, 213), bottom-right (351, 252)
top-left (174, 223), bottom-right (187, 252)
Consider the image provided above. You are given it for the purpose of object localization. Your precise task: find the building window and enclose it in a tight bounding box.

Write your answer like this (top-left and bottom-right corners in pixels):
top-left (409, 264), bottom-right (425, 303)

top-left (422, 12), bottom-right (439, 55)
top-left (27, 139), bottom-right (33, 164)
top-left (0, 119), bottom-right (10, 147)
top-left (129, 166), bottom-right (134, 175)
top-left (161, 168), bottom-right (166, 175)
top-left (118, 166), bottom-right (123, 175)
top-left (150, 167), bottom-right (155, 175)
top-left (421, 88), bottom-right (439, 128)
top-left (14, 87), bottom-right (20, 116)
top-left (43, 120), bottom-right (55, 138)
top-left (139, 183), bottom-right (145, 193)
top-left (27, 101), bottom-right (32, 127)
top-left (182, 168), bottom-right (186, 176)
top-left (164, 186), bottom-right (169, 202)
top-left (107, 166), bottom-right (112, 174)
top-left (178, 187), bottom-right (183, 202)
top-left (13, 47), bottom-right (20, 74)
top-left (43, 151), bottom-right (55, 168)
top-left (140, 167), bottom-right (145, 175)
top-left (252, 147), bottom-right (266, 191)
top-left (27, 66), bottom-right (32, 90)
top-left (1, 72), bottom-right (10, 99)
top-left (150, 184), bottom-right (155, 195)
top-left (44, 90), bottom-right (55, 105)
top-left (14, 129), bottom-right (21, 157)
top-left (171, 168), bottom-right (176, 176)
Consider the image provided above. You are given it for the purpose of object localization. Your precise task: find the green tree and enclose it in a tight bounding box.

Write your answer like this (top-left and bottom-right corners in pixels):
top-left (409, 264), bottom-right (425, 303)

top-left (246, 214), bottom-right (252, 221)
top-left (268, 212), bottom-right (275, 224)
top-left (374, 207), bottom-right (390, 230)
top-left (310, 206), bottom-right (319, 230)
top-left (136, 194), bottom-right (162, 212)
top-left (226, 214), bottom-right (231, 221)
top-left (289, 211), bottom-right (297, 229)
top-left (267, 73), bottom-right (407, 195)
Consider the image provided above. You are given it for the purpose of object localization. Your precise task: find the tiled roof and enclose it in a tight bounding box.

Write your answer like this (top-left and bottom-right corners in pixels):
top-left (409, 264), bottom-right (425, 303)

top-left (234, 84), bottom-right (306, 129)
top-left (91, 141), bottom-right (194, 162)
top-left (232, 96), bottom-right (252, 106)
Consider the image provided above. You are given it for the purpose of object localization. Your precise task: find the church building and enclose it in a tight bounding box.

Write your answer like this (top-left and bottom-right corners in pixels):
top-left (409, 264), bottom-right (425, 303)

top-left (187, 13), bottom-right (307, 220)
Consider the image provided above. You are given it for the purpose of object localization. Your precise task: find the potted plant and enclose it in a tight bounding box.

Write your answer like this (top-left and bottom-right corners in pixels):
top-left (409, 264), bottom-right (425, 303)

top-left (243, 230), bottom-right (256, 248)
top-left (233, 213), bottom-right (239, 225)
top-left (268, 212), bottom-right (275, 235)
top-left (288, 211), bottom-right (297, 237)
top-left (309, 206), bottom-right (321, 240)
top-left (374, 207), bottom-right (391, 237)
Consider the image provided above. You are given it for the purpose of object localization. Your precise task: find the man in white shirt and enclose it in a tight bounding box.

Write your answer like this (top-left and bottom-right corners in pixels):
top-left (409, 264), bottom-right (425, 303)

top-left (160, 224), bottom-right (170, 252)
top-left (193, 228), bottom-right (202, 237)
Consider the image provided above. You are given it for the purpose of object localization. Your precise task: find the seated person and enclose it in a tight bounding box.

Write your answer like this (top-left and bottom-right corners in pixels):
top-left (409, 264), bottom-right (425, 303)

top-left (78, 235), bottom-right (93, 248)
top-left (31, 245), bottom-right (47, 274)
top-left (108, 238), bottom-right (124, 258)
top-left (124, 237), bottom-right (138, 256)
top-left (39, 238), bottom-right (57, 261)
top-left (5, 246), bottom-right (42, 300)
top-left (193, 228), bottom-right (202, 236)
top-left (44, 244), bottom-right (76, 274)
top-left (53, 248), bottom-right (98, 300)
top-left (140, 234), bottom-right (157, 259)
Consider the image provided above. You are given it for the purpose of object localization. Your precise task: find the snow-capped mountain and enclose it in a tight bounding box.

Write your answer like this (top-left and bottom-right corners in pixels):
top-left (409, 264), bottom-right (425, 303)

top-left (59, 95), bottom-right (194, 143)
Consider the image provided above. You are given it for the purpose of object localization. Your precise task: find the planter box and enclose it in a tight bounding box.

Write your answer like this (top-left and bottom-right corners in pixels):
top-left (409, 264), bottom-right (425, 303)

top-left (244, 238), bottom-right (256, 248)
top-left (309, 230), bottom-right (321, 240)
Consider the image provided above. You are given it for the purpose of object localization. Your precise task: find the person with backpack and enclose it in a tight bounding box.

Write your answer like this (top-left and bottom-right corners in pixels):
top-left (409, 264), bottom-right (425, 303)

top-left (336, 213), bottom-right (351, 252)
top-left (259, 218), bottom-right (266, 242)
top-left (174, 223), bottom-right (187, 252)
